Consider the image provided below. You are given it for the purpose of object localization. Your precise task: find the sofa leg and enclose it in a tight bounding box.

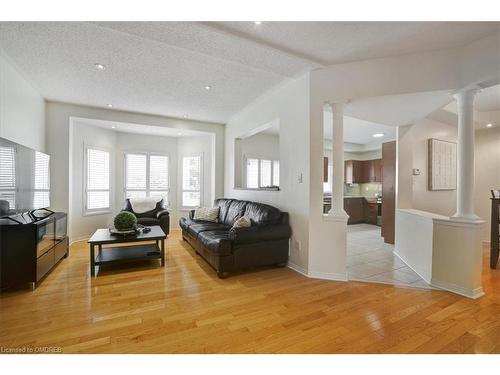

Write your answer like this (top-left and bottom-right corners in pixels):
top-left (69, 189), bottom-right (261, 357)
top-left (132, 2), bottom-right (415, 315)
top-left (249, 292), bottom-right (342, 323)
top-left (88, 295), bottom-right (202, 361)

top-left (217, 271), bottom-right (229, 279)
top-left (276, 262), bottom-right (287, 268)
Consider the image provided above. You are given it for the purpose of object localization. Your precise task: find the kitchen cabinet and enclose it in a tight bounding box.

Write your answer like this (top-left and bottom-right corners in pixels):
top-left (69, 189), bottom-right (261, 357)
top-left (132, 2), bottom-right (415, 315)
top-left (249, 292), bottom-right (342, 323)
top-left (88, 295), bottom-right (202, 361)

top-left (344, 198), bottom-right (365, 224)
top-left (345, 159), bottom-right (382, 183)
top-left (364, 198), bottom-right (379, 225)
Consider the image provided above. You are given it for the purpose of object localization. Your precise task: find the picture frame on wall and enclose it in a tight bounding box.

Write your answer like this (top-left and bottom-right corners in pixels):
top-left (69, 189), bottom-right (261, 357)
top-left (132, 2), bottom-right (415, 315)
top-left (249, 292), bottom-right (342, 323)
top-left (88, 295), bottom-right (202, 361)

top-left (428, 138), bottom-right (457, 191)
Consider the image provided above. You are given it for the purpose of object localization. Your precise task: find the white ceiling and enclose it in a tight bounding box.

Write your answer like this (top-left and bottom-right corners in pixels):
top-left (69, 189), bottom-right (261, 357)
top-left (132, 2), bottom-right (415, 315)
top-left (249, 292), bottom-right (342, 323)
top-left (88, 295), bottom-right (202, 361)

top-left (0, 22), bottom-right (498, 124)
top-left (72, 117), bottom-right (211, 138)
top-left (324, 114), bottom-right (396, 147)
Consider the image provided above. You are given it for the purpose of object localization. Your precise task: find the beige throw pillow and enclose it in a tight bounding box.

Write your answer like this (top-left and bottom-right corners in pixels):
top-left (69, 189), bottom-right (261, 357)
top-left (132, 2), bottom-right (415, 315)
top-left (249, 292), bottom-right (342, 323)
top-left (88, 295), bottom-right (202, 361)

top-left (193, 207), bottom-right (220, 222)
top-left (232, 216), bottom-right (251, 229)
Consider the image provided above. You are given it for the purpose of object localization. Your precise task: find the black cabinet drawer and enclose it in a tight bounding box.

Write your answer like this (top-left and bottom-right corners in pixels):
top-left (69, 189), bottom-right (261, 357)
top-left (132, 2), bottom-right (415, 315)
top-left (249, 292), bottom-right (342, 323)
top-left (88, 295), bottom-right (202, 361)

top-left (37, 248), bottom-right (55, 282)
top-left (54, 237), bottom-right (69, 263)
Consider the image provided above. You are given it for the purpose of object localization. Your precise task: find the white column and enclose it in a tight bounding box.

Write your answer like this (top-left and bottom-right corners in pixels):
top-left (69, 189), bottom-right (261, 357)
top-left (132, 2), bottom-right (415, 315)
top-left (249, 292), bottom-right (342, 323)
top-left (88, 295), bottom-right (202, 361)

top-left (452, 88), bottom-right (480, 221)
top-left (328, 102), bottom-right (348, 218)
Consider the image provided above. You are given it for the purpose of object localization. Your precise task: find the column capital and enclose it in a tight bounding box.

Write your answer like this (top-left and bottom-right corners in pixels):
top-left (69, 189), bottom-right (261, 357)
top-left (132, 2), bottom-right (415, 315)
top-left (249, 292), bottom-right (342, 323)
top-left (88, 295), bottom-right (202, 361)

top-left (327, 100), bottom-right (347, 113)
top-left (452, 86), bottom-right (479, 101)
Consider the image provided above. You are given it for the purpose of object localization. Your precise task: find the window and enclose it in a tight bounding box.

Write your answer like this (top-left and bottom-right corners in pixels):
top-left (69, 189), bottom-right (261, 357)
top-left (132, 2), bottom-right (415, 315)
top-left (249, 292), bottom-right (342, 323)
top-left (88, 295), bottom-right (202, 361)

top-left (85, 147), bottom-right (110, 213)
top-left (245, 157), bottom-right (279, 189)
top-left (182, 155), bottom-right (202, 207)
top-left (33, 151), bottom-right (50, 209)
top-left (0, 146), bottom-right (16, 209)
top-left (124, 153), bottom-right (169, 203)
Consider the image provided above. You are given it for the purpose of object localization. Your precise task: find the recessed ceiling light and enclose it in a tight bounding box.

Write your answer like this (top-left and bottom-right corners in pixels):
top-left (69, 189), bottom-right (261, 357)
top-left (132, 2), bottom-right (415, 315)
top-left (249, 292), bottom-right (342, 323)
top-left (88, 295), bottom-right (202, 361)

top-left (183, 114), bottom-right (188, 119)
top-left (486, 123), bottom-right (493, 128)
top-left (177, 132), bottom-right (183, 136)
top-left (372, 133), bottom-right (385, 138)
top-left (94, 63), bottom-right (106, 70)
top-left (107, 104), bottom-right (113, 108)
top-left (204, 85), bottom-right (212, 90)
top-left (111, 125), bottom-right (116, 129)
top-left (254, 21), bottom-right (262, 25)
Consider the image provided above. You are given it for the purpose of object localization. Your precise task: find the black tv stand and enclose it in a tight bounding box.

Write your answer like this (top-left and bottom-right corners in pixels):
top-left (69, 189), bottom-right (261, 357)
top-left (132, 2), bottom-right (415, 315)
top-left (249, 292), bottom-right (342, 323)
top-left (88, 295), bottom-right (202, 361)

top-left (0, 212), bottom-right (68, 290)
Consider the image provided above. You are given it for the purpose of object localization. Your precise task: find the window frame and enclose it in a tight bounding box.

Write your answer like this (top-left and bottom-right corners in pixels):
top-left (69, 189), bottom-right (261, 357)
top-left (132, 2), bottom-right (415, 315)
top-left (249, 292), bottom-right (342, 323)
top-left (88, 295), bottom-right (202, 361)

top-left (180, 153), bottom-right (203, 209)
top-left (243, 155), bottom-right (280, 189)
top-left (83, 145), bottom-right (111, 216)
top-left (123, 151), bottom-right (170, 206)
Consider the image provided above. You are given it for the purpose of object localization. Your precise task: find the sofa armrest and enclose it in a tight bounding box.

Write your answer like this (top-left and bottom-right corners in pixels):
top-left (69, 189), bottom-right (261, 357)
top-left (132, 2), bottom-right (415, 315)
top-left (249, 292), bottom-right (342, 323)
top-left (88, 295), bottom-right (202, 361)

top-left (189, 210), bottom-right (195, 220)
top-left (229, 224), bottom-right (291, 245)
top-left (156, 209), bottom-right (170, 219)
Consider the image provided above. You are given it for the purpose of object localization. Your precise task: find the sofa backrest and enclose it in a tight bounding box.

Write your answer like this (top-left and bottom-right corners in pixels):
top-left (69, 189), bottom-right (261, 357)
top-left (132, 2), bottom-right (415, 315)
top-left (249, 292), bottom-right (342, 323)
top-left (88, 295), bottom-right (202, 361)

top-left (213, 198), bottom-right (283, 227)
top-left (214, 198), bottom-right (232, 223)
top-left (222, 200), bottom-right (248, 226)
top-left (244, 202), bottom-right (282, 226)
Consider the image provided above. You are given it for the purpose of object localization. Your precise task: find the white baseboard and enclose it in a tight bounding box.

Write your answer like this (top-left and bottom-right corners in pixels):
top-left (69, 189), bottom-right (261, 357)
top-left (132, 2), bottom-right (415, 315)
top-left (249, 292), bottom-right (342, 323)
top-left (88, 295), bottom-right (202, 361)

top-left (287, 262), bottom-right (308, 276)
top-left (308, 271), bottom-right (348, 282)
top-left (69, 235), bottom-right (91, 245)
top-left (431, 278), bottom-right (485, 299)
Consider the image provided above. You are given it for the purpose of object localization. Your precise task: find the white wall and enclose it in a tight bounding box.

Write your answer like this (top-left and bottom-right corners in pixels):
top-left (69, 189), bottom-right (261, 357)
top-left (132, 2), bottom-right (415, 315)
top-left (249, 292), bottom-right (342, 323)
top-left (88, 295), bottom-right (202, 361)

top-left (224, 76), bottom-right (310, 271)
top-left (403, 118), bottom-right (458, 216)
top-left (474, 127), bottom-right (500, 240)
top-left (69, 121), bottom-right (117, 241)
top-left (46, 102), bottom-right (224, 217)
top-left (0, 52), bottom-right (45, 151)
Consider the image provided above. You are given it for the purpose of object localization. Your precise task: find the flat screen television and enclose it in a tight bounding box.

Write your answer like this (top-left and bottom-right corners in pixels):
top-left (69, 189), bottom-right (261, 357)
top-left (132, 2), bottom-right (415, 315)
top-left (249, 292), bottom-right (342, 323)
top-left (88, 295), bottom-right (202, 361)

top-left (0, 137), bottom-right (51, 221)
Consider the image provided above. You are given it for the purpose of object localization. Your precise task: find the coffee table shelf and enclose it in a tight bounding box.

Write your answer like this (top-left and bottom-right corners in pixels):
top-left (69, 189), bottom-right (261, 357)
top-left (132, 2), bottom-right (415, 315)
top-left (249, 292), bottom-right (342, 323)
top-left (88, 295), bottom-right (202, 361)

top-left (88, 226), bottom-right (166, 277)
top-left (94, 244), bottom-right (161, 264)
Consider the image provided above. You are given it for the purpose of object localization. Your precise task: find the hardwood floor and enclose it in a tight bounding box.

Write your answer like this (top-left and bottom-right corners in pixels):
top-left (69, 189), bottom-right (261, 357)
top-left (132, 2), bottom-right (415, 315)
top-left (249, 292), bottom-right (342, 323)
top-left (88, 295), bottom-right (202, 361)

top-left (1, 230), bottom-right (499, 354)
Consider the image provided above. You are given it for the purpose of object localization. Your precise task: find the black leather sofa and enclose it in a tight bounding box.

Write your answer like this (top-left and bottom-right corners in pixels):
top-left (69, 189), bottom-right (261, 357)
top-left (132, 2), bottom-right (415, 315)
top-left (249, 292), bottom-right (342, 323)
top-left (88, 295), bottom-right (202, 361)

top-left (179, 198), bottom-right (291, 278)
top-left (123, 198), bottom-right (170, 236)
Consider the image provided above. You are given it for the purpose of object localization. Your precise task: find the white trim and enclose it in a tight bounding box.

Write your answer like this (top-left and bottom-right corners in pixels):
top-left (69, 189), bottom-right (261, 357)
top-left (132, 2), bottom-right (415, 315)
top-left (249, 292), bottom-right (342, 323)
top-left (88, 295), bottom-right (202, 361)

top-left (430, 278), bottom-right (485, 299)
top-left (287, 262), bottom-right (308, 276)
top-left (308, 271), bottom-right (348, 282)
top-left (69, 235), bottom-right (91, 246)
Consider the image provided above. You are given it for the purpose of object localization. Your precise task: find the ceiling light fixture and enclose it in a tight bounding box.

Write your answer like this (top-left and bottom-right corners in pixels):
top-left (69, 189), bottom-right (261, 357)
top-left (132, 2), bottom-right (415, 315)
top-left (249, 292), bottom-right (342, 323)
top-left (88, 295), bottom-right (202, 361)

top-left (204, 85), bottom-right (212, 90)
top-left (372, 133), bottom-right (385, 138)
top-left (107, 104), bottom-right (113, 108)
top-left (486, 123), bottom-right (493, 128)
top-left (94, 63), bottom-right (106, 71)
top-left (177, 132), bottom-right (183, 136)
top-left (111, 125), bottom-right (116, 129)
top-left (254, 21), bottom-right (262, 25)
top-left (183, 114), bottom-right (189, 119)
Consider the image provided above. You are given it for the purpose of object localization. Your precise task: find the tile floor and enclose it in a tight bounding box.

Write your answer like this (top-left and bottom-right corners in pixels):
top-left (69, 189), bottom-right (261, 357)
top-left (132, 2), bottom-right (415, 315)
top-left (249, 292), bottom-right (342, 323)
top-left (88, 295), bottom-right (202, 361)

top-left (347, 224), bottom-right (432, 289)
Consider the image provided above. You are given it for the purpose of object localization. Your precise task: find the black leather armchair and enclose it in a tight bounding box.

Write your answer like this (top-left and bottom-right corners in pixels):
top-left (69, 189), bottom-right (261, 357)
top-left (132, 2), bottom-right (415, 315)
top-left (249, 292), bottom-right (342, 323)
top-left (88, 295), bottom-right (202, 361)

top-left (179, 198), bottom-right (291, 278)
top-left (123, 198), bottom-right (170, 236)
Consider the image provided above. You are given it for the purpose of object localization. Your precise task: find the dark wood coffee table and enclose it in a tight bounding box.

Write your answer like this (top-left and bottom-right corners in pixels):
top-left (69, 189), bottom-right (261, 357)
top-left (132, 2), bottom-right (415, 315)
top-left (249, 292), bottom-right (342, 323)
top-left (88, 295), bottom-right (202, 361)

top-left (88, 226), bottom-right (166, 277)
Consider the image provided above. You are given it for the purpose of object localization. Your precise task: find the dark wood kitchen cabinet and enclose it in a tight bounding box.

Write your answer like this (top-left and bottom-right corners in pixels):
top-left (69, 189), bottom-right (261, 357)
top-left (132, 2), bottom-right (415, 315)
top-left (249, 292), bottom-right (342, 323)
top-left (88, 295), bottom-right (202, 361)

top-left (364, 198), bottom-right (379, 225)
top-left (345, 159), bottom-right (382, 183)
top-left (344, 198), bottom-right (365, 224)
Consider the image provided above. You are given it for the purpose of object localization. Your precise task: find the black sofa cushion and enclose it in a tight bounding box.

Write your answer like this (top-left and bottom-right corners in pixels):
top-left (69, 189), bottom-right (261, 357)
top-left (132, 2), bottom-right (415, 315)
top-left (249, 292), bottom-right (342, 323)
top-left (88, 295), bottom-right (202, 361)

top-left (197, 230), bottom-right (233, 255)
top-left (222, 200), bottom-right (248, 226)
top-left (244, 202), bottom-right (282, 226)
top-left (187, 222), bottom-right (230, 238)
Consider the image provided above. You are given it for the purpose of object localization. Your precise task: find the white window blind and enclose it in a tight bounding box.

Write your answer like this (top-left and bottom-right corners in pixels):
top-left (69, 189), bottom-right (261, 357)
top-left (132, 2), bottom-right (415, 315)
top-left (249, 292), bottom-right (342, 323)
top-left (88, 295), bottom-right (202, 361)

top-left (0, 146), bottom-right (16, 209)
top-left (86, 148), bottom-right (110, 211)
top-left (246, 158), bottom-right (259, 189)
top-left (245, 157), bottom-right (279, 189)
top-left (182, 155), bottom-right (201, 207)
top-left (273, 160), bottom-right (280, 187)
top-left (33, 151), bottom-right (50, 209)
top-left (124, 153), bottom-right (169, 203)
